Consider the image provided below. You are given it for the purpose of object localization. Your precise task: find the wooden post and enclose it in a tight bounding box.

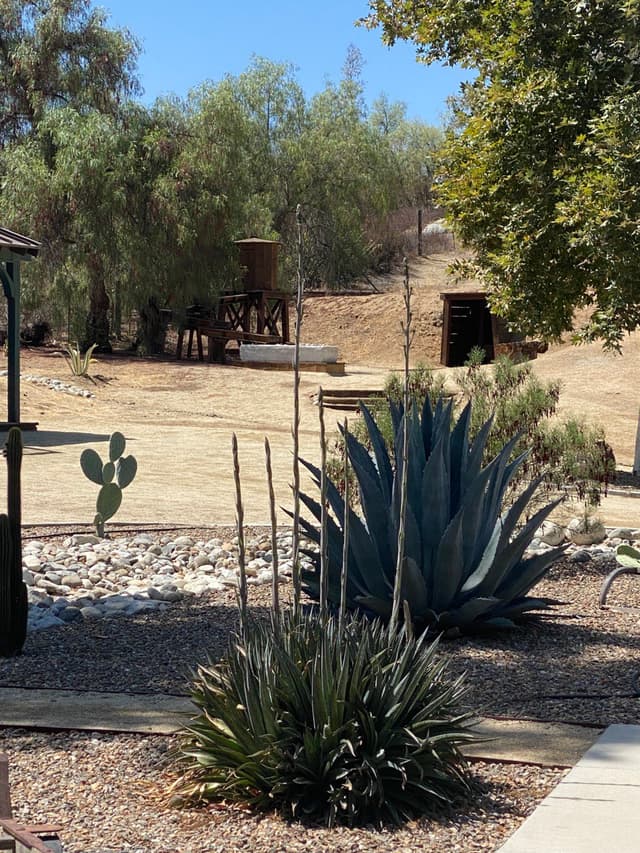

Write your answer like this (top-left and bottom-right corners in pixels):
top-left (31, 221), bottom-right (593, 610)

top-left (0, 753), bottom-right (12, 818)
top-left (417, 209), bottom-right (423, 257)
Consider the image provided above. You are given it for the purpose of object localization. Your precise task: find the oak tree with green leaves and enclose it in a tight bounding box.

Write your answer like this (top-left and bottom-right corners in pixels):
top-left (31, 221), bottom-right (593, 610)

top-left (366, 0), bottom-right (640, 348)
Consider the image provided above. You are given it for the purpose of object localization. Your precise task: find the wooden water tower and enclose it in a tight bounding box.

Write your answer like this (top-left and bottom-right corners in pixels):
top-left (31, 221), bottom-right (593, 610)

top-left (235, 237), bottom-right (280, 291)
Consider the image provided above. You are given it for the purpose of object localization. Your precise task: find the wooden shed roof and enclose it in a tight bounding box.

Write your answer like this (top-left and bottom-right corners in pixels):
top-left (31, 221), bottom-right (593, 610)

top-left (0, 227), bottom-right (40, 258)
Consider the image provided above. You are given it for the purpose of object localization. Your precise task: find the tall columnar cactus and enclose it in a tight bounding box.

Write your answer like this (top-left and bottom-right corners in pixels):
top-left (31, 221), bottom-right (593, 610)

top-left (0, 427), bottom-right (27, 657)
top-left (80, 432), bottom-right (137, 537)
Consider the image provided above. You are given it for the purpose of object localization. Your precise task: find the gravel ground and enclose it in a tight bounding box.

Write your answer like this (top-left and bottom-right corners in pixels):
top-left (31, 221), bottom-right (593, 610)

top-left (0, 525), bottom-right (637, 851)
top-left (2, 728), bottom-right (565, 853)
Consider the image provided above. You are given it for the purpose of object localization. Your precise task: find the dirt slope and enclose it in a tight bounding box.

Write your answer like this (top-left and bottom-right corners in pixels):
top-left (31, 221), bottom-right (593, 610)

top-left (0, 250), bottom-right (637, 527)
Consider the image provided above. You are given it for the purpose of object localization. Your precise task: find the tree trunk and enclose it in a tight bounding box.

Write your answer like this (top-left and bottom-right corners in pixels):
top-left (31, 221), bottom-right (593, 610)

top-left (137, 297), bottom-right (165, 355)
top-left (83, 254), bottom-right (112, 352)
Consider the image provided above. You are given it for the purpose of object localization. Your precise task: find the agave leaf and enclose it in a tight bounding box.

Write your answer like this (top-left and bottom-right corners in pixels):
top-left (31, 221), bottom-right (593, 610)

top-left (449, 402), bottom-right (471, 515)
top-left (483, 433), bottom-right (522, 523)
top-left (420, 394), bottom-right (434, 457)
top-left (359, 403), bottom-right (393, 505)
top-left (354, 595), bottom-right (392, 619)
top-left (460, 519), bottom-right (503, 595)
top-left (464, 414), bottom-right (494, 489)
top-left (498, 473), bottom-right (546, 550)
top-left (420, 437), bottom-right (450, 596)
top-left (438, 596), bottom-right (500, 628)
top-left (401, 557), bottom-right (430, 621)
top-left (475, 616), bottom-right (516, 630)
top-left (471, 500), bottom-right (563, 598)
top-left (494, 596), bottom-right (555, 619)
top-left (458, 457), bottom-right (504, 575)
top-left (389, 400), bottom-right (403, 446)
top-left (430, 512), bottom-right (465, 612)
top-left (298, 484), bottom-right (392, 600)
top-left (496, 545), bottom-right (566, 602)
top-left (344, 430), bottom-right (394, 568)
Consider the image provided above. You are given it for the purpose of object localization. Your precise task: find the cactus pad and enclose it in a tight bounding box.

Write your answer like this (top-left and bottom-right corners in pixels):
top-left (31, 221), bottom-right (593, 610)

top-left (109, 432), bottom-right (126, 462)
top-left (116, 456), bottom-right (137, 489)
top-left (97, 482), bottom-right (123, 521)
top-left (81, 448), bottom-right (104, 485)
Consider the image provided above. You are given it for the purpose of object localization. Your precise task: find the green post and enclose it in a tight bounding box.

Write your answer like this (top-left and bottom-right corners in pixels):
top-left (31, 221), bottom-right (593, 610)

top-left (5, 262), bottom-right (19, 425)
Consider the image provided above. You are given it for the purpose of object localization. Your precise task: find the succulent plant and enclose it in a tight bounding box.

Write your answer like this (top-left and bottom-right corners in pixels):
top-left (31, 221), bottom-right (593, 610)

top-left (80, 431), bottom-right (137, 537)
top-left (300, 397), bottom-right (565, 635)
top-left (0, 428), bottom-right (27, 656)
top-left (174, 610), bottom-right (474, 825)
top-left (615, 544), bottom-right (640, 569)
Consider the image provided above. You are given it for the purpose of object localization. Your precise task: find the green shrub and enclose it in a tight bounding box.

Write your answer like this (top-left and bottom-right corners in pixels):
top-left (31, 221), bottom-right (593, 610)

top-left (328, 354), bottom-right (615, 514)
top-left (301, 397), bottom-right (564, 635)
top-left (173, 609), bottom-right (474, 826)
top-left (458, 353), bottom-right (615, 510)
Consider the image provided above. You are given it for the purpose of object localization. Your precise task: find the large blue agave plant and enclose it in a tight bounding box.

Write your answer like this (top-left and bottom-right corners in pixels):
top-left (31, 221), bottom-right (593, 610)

top-left (300, 397), bottom-right (565, 634)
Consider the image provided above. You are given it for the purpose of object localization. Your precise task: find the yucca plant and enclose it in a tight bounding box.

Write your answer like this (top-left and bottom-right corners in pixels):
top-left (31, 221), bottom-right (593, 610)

top-left (173, 609), bottom-right (474, 826)
top-left (299, 396), bottom-right (565, 635)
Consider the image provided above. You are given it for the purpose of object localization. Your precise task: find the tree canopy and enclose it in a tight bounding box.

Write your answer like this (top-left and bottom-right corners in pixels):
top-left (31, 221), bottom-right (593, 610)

top-left (0, 9), bottom-right (442, 348)
top-left (366, 0), bottom-right (640, 348)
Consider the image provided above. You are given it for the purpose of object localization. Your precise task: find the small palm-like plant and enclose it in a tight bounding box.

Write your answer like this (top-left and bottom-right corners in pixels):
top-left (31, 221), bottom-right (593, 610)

top-left (299, 397), bottom-right (565, 634)
top-left (173, 609), bottom-right (474, 826)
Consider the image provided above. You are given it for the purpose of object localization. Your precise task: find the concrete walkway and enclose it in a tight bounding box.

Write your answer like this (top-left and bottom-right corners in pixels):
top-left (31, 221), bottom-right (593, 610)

top-left (0, 686), bottom-right (600, 766)
top-left (498, 724), bottom-right (640, 852)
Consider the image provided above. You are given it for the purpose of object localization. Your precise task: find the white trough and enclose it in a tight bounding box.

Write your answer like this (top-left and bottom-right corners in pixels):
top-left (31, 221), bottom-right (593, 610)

top-left (240, 343), bottom-right (339, 364)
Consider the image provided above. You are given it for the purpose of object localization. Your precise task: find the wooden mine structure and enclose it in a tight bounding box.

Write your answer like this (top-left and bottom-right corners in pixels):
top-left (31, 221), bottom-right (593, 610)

top-left (176, 237), bottom-right (290, 363)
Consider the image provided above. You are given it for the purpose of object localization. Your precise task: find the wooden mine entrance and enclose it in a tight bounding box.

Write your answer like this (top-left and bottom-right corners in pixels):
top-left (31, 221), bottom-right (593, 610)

top-left (440, 292), bottom-right (495, 367)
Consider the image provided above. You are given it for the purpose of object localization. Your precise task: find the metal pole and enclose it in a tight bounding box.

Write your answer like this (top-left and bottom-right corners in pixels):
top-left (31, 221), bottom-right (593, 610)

top-left (6, 263), bottom-right (19, 425)
top-left (417, 209), bottom-right (423, 257)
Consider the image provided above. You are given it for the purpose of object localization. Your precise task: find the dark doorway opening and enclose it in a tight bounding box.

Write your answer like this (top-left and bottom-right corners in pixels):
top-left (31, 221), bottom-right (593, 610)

top-left (440, 293), bottom-right (494, 367)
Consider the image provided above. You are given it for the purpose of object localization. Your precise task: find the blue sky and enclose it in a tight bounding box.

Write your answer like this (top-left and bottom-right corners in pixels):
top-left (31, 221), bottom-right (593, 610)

top-left (101, 0), bottom-right (471, 127)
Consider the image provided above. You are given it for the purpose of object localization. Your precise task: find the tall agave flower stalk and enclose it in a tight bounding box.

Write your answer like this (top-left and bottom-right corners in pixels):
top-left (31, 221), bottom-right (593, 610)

top-left (232, 433), bottom-right (248, 636)
top-left (290, 203), bottom-right (305, 617)
top-left (264, 437), bottom-right (280, 623)
top-left (338, 416), bottom-right (351, 636)
top-left (390, 259), bottom-right (413, 635)
top-left (318, 387), bottom-right (329, 623)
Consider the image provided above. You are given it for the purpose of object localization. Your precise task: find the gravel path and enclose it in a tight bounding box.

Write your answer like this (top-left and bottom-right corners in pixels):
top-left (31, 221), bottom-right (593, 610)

top-left (0, 526), bottom-right (637, 851)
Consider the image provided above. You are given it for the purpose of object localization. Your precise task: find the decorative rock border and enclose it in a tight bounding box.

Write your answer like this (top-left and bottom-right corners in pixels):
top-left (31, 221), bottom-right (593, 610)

top-left (0, 370), bottom-right (94, 398)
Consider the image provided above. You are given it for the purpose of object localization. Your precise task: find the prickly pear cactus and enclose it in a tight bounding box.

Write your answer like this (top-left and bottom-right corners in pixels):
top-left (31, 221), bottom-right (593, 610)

top-left (0, 427), bottom-right (27, 657)
top-left (80, 431), bottom-right (137, 537)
